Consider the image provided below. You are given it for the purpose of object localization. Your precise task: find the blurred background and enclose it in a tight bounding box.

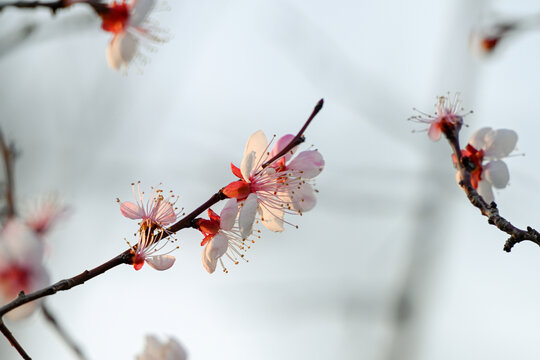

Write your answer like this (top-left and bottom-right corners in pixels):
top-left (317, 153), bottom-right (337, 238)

top-left (1, 0), bottom-right (540, 359)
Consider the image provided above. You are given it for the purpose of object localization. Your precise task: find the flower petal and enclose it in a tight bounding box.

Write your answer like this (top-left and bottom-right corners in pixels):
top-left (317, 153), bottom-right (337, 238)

top-left (106, 33), bottom-right (138, 71)
top-left (268, 134), bottom-right (297, 162)
top-left (288, 183), bottom-right (317, 212)
top-left (146, 255), bottom-right (176, 271)
top-left (120, 201), bottom-right (145, 220)
top-left (240, 130), bottom-right (268, 179)
top-left (484, 129), bottom-right (518, 158)
top-left (469, 127), bottom-right (492, 150)
top-left (287, 150), bottom-right (325, 179)
top-left (239, 193), bottom-right (258, 238)
top-left (220, 199), bottom-right (239, 231)
top-left (129, 0), bottom-right (156, 27)
top-left (477, 179), bottom-right (495, 204)
top-left (259, 203), bottom-right (284, 232)
top-left (427, 122), bottom-right (442, 141)
top-left (484, 160), bottom-right (510, 189)
top-left (202, 232), bottom-right (228, 273)
top-left (152, 201), bottom-right (176, 225)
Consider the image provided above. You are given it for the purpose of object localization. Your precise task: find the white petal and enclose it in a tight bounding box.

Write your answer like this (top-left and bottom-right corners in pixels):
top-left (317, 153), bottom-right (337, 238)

top-left (146, 255), bottom-right (176, 271)
top-left (484, 160), bottom-right (510, 189)
top-left (202, 246), bottom-right (217, 274)
top-left (220, 199), bottom-right (239, 231)
top-left (152, 201), bottom-right (176, 225)
top-left (240, 130), bottom-right (268, 179)
top-left (239, 193), bottom-right (258, 238)
top-left (477, 179), bottom-right (495, 204)
top-left (164, 338), bottom-right (188, 360)
top-left (106, 33), bottom-right (138, 71)
top-left (287, 150), bottom-right (325, 179)
top-left (288, 183), bottom-right (317, 212)
top-left (129, 0), bottom-right (156, 26)
top-left (259, 204), bottom-right (284, 232)
top-left (484, 129), bottom-right (518, 158)
top-left (0, 219), bottom-right (44, 265)
top-left (469, 127), bottom-right (492, 150)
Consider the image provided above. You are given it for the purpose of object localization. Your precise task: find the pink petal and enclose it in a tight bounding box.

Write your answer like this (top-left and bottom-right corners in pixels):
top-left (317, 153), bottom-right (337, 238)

top-left (268, 134), bottom-right (297, 162)
top-left (288, 183), bottom-right (317, 212)
top-left (259, 203), bottom-right (284, 232)
top-left (202, 246), bottom-right (217, 274)
top-left (153, 201), bottom-right (176, 225)
top-left (120, 201), bottom-right (145, 220)
top-left (427, 122), bottom-right (442, 141)
top-left (469, 127), bottom-right (492, 150)
top-left (239, 193), bottom-right (258, 238)
top-left (240, 130), bottom-right (268, 179)
top-left (220, 199), bottom-right (239, 231)
top-left (484, 129), bottom-right (518, 159)
top-left (287, 150), bottom-right (324, 179)
top-left (484, 160), bottom-right (510, 189)
top-left (146, 255), bottom-right (176, 271)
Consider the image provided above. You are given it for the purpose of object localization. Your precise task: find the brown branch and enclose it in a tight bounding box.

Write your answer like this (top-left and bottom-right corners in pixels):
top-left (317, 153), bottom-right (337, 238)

top-left (0, 1), bottom-right (108, 16)
top-left (0, 130), bottom-right (16, 217)
top-left (444, 129), bottom-right (540, 252)
top-left (0, 320), bottom-right (30, 359)
top-left (41, 302), bottom-right (87, 360)
top-left (261, 99), bottom-right (324, 168)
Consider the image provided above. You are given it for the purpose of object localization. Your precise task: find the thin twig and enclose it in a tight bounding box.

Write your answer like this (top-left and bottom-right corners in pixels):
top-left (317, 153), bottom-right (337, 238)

top-left (0, 130), bottom-right (16, 217)
top-left (262, 99), bottom-right (324, 168)
top-left (0, 320), bottom-right (30, 359)
top-left (445, 129), bottom-right (540, 251)
top-left (0, 1), bottom-right (109, 16)
top-left (41, 302), bottom-right (87, 360)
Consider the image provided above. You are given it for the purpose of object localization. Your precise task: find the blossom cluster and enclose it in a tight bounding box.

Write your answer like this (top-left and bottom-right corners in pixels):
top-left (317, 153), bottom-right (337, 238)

top-left (411, 94), bottom-right (518, 204)
top-left (119, 131), bottom-right (324, 274)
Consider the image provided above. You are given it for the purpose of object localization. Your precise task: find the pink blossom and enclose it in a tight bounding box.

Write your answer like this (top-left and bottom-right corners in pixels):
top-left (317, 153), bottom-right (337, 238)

top-left (0, 219), bottom-right (49, 319)
top-left (410, 94), bottom-right (469, 141)
top-left (136, 335), bottom-right (188, 360)
top-left (127, 229), bottom-right (177, 271)
top-left (25, 196), bottom-right (68, 236)
top-left (197, 199), bottom-right (255, 274)
top-left (222, 131), bottom-right (324, 238)
top-left (118, 182), bottom-right (178, 231)
top-left (456, 127), bottom-right (518, 203)
top-left (100, 0), bottom-right (168, 71)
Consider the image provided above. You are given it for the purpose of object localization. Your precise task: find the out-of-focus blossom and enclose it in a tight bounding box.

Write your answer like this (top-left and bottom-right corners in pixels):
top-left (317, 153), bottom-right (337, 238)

top-left (118, 182), bottom-right (178, 231)
top-left (455, 127), bottom-right (518, 203)
top-left (409, 94), bottom-right (470, 141)
top-left (197, 199), bottom-right (255, 273)
top-left (0, 219), bottom-right (49, 319)
top-left (222, 131), bottom-right (324, 238)
top-left (99, 0), bottom-right (168, 71)
top-left (25, 196), bottom-right (68, 236)
top-left (469, 22), bottom-right (516, 58)
top-left (136, 335), bottom-right (188, 360)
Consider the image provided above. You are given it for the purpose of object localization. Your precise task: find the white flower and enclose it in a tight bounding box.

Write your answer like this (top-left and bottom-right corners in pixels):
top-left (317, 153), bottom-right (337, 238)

top-left (0, 219), bottom-right (49, 319)
top-left (458, 127), bottom-right (518, 203)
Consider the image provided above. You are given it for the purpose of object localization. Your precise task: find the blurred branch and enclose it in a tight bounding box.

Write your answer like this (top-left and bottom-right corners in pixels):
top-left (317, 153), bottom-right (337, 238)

top-left (446, 126), bottom-right (540, 251)
top-left (0, 130), bottom-right (16, 218)
top-left (0, 320), bottom-right (30, 359)
top-left (0, 0), bottom-right (68, 13)
top-left (41, 302), bottom-right (87, 360)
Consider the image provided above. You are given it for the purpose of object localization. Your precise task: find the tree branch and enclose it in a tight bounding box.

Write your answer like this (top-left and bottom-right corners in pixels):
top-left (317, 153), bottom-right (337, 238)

top-left (444, 128), bottom-right (540, 252)
top-left (41, 302), bottom-right (87, 360)
top-left (0, 130), bottom-right (16, 218)
top-left (0, 320), bottom-right (30, 359)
